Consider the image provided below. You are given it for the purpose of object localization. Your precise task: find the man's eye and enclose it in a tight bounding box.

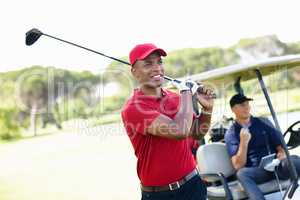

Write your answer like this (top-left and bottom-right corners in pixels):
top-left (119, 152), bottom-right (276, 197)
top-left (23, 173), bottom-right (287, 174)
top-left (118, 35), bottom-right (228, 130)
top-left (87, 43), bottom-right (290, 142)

top-left (158, 60), bottom-right (163, 65)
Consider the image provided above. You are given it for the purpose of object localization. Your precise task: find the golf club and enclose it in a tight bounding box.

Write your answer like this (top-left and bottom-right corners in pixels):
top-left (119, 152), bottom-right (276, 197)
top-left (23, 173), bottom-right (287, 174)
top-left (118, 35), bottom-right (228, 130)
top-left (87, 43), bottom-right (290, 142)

top-left (25, 28), bottom-right (216, 98)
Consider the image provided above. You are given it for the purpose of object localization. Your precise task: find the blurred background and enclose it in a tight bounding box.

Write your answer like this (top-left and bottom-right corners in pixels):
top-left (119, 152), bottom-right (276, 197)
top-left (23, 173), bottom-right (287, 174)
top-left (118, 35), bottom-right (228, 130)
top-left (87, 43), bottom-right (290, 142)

top-left (1, 0), bottom-right (300, 199)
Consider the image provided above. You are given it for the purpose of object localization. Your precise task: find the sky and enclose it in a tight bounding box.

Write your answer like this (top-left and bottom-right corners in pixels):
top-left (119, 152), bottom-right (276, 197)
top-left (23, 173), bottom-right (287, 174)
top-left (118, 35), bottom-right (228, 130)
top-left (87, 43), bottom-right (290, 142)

top-left (1, 0), bottom-right (300, 74)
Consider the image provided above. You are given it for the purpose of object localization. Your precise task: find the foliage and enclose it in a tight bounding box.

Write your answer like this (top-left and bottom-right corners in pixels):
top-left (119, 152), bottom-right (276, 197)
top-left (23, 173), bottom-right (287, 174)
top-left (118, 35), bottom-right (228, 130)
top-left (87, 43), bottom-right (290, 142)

top-left (0, 35), bottom-right (300, 140)
top-left (163, 47), bottom-right (240, 78)
top-left (104, 35), bottom-right (300, 90)
top-left (94, 95), bottom-right (127, 115)
top-left (0, 107), bottom-right (20, 140)
top-left (103, 59), bottom-right (134, 95)
top-left (0, 66), bottom-right (101, 138)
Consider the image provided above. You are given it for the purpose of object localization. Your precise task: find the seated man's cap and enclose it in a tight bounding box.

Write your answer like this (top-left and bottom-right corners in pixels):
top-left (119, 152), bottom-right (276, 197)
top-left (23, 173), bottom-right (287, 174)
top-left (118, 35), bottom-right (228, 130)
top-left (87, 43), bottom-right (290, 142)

top-left (230, 93), bottom-right (253, 107)
top-left (129, 43), bottom-right (167, 66)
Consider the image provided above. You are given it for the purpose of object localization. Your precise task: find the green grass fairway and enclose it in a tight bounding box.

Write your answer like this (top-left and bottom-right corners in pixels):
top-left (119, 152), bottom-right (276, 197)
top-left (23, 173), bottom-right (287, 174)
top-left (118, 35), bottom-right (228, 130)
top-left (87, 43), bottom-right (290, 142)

top-left (0, 123), bottom-right (140, 200)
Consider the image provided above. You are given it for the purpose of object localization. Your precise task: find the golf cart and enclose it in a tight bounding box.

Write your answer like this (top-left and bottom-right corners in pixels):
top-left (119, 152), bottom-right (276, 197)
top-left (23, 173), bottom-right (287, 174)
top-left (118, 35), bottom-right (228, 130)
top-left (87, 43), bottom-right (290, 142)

top-left (188, 55), bottom-right (300, 200)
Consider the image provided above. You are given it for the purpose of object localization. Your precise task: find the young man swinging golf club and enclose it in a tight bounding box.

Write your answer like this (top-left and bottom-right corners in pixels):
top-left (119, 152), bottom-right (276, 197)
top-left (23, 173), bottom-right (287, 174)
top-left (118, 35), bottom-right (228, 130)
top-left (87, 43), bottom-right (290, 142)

top-left (121, 43), bottom-right (214, 200)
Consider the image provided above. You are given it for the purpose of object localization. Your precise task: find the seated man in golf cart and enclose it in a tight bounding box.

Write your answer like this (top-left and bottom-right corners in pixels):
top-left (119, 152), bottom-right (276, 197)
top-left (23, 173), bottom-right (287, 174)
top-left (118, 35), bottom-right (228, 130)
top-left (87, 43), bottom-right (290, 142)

top-left (225, 93), bottom-right (300, 200)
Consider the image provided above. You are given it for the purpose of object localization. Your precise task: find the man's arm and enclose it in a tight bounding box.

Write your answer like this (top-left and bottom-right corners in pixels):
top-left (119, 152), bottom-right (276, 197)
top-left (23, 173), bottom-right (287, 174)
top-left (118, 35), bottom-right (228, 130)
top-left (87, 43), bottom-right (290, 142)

top-left (146, 90), bottom-right (194, 140)
top-left (189, 109), bottom-right (212, 140)
top-left (231, 128), bottom-right (251, 170)
top-left (189, 88), bottom-right (214, 140)
top-left (147, 81), bottom-right (214, 140)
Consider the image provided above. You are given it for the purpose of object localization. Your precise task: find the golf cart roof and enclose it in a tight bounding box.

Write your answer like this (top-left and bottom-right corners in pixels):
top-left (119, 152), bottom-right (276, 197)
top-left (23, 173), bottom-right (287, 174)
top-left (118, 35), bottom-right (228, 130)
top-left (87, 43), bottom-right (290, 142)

top-left (186, 54), bottom-right (300, 86)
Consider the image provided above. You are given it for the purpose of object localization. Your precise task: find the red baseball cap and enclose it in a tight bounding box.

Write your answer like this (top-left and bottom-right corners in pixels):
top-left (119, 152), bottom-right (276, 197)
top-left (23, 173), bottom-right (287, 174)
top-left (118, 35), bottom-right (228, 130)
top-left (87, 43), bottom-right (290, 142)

top-left (129, 43), bottom-right (167, 66)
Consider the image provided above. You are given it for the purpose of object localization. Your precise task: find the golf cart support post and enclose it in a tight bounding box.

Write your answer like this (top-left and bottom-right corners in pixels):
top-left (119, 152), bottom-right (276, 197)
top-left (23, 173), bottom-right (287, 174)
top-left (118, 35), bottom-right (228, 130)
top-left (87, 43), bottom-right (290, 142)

top-left (255, 69), bottom-right (298, 199)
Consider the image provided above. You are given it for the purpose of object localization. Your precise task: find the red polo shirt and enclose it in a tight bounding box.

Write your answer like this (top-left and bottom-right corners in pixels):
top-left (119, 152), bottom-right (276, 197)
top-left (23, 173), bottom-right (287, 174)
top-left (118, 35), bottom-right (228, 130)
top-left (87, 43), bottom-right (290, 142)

top-left (121, 88), bottom-right (196, 186)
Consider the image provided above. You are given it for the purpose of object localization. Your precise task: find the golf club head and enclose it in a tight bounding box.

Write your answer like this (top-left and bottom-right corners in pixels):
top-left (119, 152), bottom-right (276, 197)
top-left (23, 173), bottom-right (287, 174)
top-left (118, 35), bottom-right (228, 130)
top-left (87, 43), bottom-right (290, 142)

top-left (26, 28), bottom-right (43, 46)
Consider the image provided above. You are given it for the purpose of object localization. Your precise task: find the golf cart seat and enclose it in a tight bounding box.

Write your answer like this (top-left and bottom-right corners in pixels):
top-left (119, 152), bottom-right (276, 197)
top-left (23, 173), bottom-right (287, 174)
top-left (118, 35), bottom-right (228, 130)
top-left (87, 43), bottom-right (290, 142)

top-left (209, 116), bottom-right (234, 143)
top-left (196, 143), bottom-right (291, 200)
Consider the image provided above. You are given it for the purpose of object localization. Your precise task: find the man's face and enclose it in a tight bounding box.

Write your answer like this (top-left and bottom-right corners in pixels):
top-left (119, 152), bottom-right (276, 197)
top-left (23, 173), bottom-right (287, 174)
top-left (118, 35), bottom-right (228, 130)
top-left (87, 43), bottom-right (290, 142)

top-left (231, 101), bottom-right (251, 120)
top-left (131, 52), bottom-right (165, 88)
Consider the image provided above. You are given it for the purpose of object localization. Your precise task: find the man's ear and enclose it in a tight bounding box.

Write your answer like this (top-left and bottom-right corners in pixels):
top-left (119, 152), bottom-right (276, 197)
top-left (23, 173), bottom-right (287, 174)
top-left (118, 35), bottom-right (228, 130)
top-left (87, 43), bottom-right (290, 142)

top-left (231, 106), bottom-right (238, 116)
top-left (131, 67), bottom-right (138, 78)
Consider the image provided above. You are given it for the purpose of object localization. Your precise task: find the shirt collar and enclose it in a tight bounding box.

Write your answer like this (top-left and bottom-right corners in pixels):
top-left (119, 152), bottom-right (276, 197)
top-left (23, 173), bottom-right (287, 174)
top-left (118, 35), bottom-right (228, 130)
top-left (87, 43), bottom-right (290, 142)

top-left (234, 116), bottom-right (253, 129)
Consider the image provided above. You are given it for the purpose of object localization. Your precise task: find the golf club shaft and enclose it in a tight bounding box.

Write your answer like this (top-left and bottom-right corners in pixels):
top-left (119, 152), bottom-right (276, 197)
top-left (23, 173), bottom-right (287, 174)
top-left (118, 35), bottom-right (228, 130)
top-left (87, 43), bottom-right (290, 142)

top-left (43, 33), bottom-right (131, 66)
top-left (43, 33), bottom-right (182, 83)
top-left (37, 31), bottom-right (216, 98)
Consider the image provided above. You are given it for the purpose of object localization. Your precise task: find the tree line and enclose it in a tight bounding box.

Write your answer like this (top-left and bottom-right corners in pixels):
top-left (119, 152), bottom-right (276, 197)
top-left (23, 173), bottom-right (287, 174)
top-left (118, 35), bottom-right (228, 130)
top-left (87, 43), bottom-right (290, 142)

top-left (1, 35), bottom-right (300, 140)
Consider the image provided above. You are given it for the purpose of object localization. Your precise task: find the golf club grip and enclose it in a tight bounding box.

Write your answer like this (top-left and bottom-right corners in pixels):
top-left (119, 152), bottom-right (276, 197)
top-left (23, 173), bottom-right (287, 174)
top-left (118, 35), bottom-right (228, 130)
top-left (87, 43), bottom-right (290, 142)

top-left (163, 76), bottom-right (217, 98)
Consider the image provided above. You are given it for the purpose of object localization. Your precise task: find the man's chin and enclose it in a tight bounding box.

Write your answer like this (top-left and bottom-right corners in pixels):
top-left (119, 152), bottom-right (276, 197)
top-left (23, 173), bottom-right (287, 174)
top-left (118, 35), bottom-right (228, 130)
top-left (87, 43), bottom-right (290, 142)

top-left (242, 115), bottom-right (251, 120)
top-left (143, 81), bottom-right (164, 88)
top-left (146, 83), bottom-right (162, 88)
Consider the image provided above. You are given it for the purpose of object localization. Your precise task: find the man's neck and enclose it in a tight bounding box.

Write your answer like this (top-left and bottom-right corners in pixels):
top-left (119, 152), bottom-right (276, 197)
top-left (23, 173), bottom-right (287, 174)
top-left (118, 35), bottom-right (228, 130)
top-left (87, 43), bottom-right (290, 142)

top-left (236, 117), bottom-right (251, 126)
top-left (140, 86), bottom-right (162, 97)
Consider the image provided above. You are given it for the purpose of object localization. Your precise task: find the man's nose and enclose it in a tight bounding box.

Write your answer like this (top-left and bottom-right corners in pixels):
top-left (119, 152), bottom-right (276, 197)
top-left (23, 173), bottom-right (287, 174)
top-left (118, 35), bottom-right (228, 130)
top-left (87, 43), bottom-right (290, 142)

top-left (152, 63), bottom-right (163, 72)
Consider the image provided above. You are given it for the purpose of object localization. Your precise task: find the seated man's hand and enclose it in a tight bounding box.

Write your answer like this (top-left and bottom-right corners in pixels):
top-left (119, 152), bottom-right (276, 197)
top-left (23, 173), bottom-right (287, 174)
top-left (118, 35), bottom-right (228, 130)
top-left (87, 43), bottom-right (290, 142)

top-left (240, 128), bottom-right (251, 144)
top-left (276, 146), bottom-right (286, 160)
